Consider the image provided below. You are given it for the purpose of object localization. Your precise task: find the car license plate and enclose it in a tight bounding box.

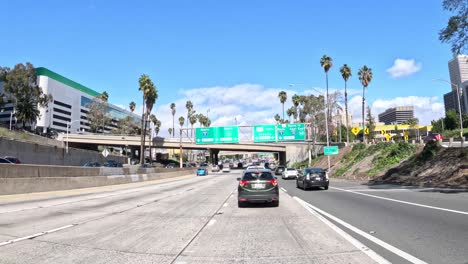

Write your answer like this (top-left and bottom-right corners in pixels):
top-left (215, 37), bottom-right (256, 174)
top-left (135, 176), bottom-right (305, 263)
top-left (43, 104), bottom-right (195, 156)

top-left (315, 177), bottom-right (321, 180)
top-left (252, 183), bottom-right (265, 189)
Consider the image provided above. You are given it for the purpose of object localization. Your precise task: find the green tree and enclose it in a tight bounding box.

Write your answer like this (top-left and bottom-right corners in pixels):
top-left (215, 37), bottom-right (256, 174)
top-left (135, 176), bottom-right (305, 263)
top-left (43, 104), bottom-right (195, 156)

top-left (112, 116), bottom-right (139, 135)
top-left (291, 94), bottom-right (301, 122)
top-left (439, 0), bottom-right (467, 54)
top-left (170, 102), bottom-right (176, 137)
top-left (274, 114), bottom-right (281, 123)
top-left (286, 106), bottom-right (295, 123)
top-left (86, 97), bottom-right (111, 133)
top-left (189, 110), bottom-right (198, 135)
top-left (168, 127), bottom-right (173, 136)
top-left (340, 64), bottom-right (352, 144)
top-left (178, 116), bottom-right (185, 136)
top-left (445, 109), bottom-right (459, 130)
top-left (101, 91), bottom-right (109, 102)
top-left (185, 100), bottom-right (193, 128)
top-left (366, 106), bottom-right (376, 140)
top-left (138, 74), bottom-right (158, 164)
top-left (403, 117), bottom-right (420, 140)
top-left (278, 91), bottom-right (287, 120)
top-left (358, 65), bottom-right (373, 142)
top-left (129, 101), bottom-right (136, 113)
top-left (2, 63), bottom-right (52, 129)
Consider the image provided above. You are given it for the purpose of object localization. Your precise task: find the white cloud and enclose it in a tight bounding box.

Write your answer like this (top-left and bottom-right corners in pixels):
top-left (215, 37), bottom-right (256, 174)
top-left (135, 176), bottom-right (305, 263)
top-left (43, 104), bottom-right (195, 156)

top-left (386, 58), bottom-right (422, 78)
top-left (151, 84), bottom-right (298, 138)
top-left (348, 95), bottom-right (444, 126)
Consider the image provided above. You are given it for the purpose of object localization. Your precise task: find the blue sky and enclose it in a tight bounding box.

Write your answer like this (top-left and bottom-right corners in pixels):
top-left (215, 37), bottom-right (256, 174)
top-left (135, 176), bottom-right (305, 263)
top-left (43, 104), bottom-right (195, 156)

top-left (1, 0), bottom-right (456, 131)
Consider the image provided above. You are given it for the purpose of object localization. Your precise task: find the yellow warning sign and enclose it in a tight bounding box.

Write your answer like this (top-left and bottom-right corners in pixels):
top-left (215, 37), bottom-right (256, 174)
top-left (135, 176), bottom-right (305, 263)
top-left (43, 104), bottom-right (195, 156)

top-left (351, 127), bottom-right (360, 136)
top-left (385, 133), bottom-right (392, 141)
top-left (364, 128), bottom-right (370, 135)
top-left (404, 135), bottom-right (409, 141)
top-left (381, 130), bottom-right (386, 135)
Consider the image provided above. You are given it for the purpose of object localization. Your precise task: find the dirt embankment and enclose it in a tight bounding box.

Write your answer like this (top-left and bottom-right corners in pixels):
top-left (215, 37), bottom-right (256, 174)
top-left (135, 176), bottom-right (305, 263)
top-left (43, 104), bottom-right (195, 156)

top-left (373, 146), bottom-right (468, 188)
top-left (312, 142), bottom-right (468, 188)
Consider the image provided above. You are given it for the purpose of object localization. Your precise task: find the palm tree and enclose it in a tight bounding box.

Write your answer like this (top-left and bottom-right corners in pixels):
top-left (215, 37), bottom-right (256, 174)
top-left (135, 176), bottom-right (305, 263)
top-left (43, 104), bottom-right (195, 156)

top-left (278, 91), bottom-right (287, 120)
top-left (292, 94), bottom-right (301, 122)
top-left (101, 91), bottom-right (109, 102)
top-left (286, 106), bottom-right (295, 123)
top-left (138, 74), bottom-right (157, 164)
top-left (178, 116), bottom-right (185, 136)
top-left (168, 127), bottom-right (173, 136)
top-left (320, 55), bottom-right (333, 140)
top-left (129, 101), bottom-right (136, 113)
top-left (358, 65), bottom-right (373, 143)
top-left (170, 103), bottom-right (176, 137)
top-left (340, 64), bottom-right (352, 144)
top-left (274, 114), bottom-right (281, 124)
top-left (189, 110), bottom-right (198, 135)
top-left (185, 100), bottom-right (193, 128)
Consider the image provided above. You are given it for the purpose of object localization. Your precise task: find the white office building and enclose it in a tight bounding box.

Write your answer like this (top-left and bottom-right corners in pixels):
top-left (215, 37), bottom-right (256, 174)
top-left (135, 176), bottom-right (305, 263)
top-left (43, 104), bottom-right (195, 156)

top-left (0, 67), bottom-right (140, 133)
top-left (446, 54), bottom-right (468, 114)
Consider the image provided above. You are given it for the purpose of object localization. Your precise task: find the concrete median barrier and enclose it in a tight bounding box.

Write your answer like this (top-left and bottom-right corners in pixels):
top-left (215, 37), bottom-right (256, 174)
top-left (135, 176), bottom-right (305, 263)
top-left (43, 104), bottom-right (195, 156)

top-left (0, 164), bottom-right (196, 195)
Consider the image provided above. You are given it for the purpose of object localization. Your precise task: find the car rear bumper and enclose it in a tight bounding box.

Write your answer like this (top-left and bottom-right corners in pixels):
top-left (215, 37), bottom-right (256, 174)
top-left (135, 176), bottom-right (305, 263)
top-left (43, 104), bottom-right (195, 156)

top-left (283, 174), bottom-right (297, 179)
top-left (238, 192), bottom-right (279, 202)
top-left (304, 180), bottom-right (329, 188)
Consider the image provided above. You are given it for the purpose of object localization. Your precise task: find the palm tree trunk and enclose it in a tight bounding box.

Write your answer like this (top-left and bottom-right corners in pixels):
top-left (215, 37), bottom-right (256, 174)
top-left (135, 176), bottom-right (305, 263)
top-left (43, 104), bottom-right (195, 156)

top-left (172, 115), bottom-right (175, 138)
top-left (362, 87), bottom-right (366, 143)
top-left (345, 80), bottom-right (349, 144)
top-left (326, 72), bottom-right (330, 142)
top-left (140, 96), bottom-right (145, 164)
top-left (282, 103), bottom-right (285, 121)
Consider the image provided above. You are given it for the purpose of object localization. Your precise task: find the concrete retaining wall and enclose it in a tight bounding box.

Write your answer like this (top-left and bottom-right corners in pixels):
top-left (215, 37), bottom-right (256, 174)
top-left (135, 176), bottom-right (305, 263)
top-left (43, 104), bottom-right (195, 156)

top-left (0, 164), bottom-right (196, 195)
top-left (0, 137), bottom-right (125, 166)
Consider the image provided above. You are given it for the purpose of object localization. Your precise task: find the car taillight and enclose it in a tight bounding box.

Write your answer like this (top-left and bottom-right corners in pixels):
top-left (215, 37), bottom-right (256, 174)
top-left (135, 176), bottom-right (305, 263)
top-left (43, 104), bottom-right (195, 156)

top-left (239, 180), bottom-right (250, 187)
top-left (268, 179), bottom-right (278, 186)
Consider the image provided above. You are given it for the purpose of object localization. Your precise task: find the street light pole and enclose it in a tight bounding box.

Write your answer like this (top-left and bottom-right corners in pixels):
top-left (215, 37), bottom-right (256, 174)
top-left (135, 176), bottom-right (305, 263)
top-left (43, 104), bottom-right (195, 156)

top-left (433, 79), bottom-right (464, 145)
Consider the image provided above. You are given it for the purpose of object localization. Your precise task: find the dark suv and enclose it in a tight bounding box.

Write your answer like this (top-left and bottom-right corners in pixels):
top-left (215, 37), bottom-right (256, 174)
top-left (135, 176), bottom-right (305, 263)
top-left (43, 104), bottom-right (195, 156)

top-left (274, 165), bottom-right (286, 175)
top-left (296, 168), bottom-right (329, 190)
top-left (237, 169), bottom-right (279, 207)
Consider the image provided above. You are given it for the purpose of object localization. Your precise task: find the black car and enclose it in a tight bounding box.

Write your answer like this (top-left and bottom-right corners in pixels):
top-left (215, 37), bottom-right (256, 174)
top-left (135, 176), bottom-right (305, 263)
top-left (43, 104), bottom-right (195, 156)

top-left (104, 160), bottom-right (123, 167)
top-left (83, 162), bottom-right (101, 167)
top-left (3, 156), bottom-right (21, 164)
top-left (237, 169), bottom-right (279, 207)
top-left (274, 165), bottom-right (286, 175)
top-left (296, 168), bottom-right (329, 190)
top-left (0, 157), bottom-right (14, 164)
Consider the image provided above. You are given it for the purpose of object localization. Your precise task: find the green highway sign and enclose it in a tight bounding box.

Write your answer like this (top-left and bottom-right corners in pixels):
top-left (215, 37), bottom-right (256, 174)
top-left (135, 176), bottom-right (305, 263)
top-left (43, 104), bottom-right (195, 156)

top-left (277, 123), bottom-right (306, 141)
top-left (324, 146), bottom-right (339, 156)
top-left (195, 126), bottom-right (239, 144)
top-left (253, 124), bottom-right (276, 142)
top-left (216, 126), bottom-right (239, 143)
top-left (253, 123), bottom-right (306, 142)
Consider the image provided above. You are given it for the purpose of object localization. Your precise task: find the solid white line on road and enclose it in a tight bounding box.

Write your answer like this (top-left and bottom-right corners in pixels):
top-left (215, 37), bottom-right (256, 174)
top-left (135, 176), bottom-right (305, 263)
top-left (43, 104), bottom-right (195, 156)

top-left (294, 196), bottom-right (428, 264)
top-left (331, 187), bottom-right (468, 216)
top-left (280, 187), bottom-right (288, 193)
top-left (293, 196), bottom-right (390, 264)
top-left (0, 224), bottom-right (75, 247)
top-left (223, 203), bottom-right (228, 207)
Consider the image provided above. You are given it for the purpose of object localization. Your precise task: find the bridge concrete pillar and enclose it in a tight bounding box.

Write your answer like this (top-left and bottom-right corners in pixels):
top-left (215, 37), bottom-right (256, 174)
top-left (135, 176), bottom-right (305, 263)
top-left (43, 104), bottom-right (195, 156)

top-left (210, 149), bottom-right (219, 165)
top-left (279, 151), bottom-right (286, 166)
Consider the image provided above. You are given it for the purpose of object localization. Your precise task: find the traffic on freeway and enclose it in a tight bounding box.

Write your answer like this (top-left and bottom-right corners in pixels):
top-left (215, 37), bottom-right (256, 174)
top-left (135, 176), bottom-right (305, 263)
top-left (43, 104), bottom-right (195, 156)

top-left (1, 166), bottom-right (467, 264)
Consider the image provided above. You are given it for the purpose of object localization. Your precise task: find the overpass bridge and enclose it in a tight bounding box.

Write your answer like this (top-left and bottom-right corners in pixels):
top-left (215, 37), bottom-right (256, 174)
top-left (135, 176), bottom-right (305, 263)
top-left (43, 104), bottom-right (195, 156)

top-left (58, 134), bottom-right (334, 165)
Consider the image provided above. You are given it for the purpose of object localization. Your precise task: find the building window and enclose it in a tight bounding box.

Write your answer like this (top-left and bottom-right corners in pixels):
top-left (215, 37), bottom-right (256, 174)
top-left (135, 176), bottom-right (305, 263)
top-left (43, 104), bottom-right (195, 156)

top-left (53, 121), bottom-right (68, 128)
top-left (53, 108), bottom-right (71, 116)
top-left (53, 114), bottom-right (71, 122)
top-left (81, 96), bottom-right (93, 107)
top-left (53, 100), bottom-right (72, 109)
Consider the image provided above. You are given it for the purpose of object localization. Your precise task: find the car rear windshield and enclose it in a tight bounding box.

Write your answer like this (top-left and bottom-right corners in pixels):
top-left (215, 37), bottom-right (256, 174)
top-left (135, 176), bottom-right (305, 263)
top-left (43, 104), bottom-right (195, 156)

top-left (243, 172), bottom-right (274, 181)
top-left (305, 168), bottom-right (325, 174)
top-left (287, 168), bottom-right (296, 171)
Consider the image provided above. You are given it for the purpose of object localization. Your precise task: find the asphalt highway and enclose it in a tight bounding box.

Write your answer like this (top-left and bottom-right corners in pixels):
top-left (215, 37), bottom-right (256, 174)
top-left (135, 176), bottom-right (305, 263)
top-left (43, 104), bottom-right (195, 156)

top-left (278, 177), bottom-right (468, 264)
top-left (0, 172), bottom-right (380, 264)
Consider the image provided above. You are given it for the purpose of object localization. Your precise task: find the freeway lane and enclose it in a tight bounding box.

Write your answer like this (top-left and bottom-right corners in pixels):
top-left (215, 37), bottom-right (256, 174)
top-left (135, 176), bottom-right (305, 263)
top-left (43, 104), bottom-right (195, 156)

top-left (279, 178), bottom-right (468, 264)
top-left (0, 172), bottom-right (379, 264)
